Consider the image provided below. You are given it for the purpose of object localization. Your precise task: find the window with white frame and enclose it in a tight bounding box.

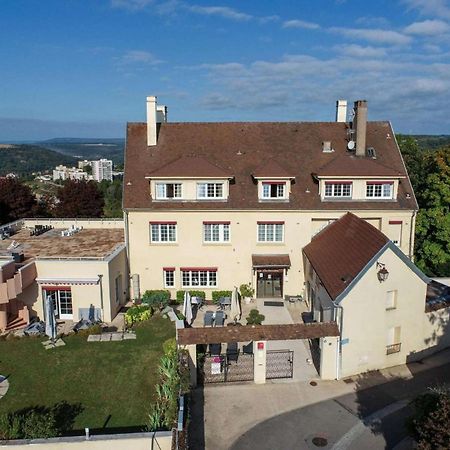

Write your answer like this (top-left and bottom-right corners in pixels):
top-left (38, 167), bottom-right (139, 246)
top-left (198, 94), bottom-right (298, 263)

top-left (43, 288), bottom-right (73, 319)
top-left (386, 290), bottom-right (397, 310)
top-left (261, 182), bottom-right (286, 199)
top-left (150, 222), bottom-right (177, 242)
top-left (324, 182), bottom-right (352, 198)
top-left (366, 182), bottom-right (393, 199)
top-left (203, 222), bottom-right (230, 243)
top-left (163, 268), bottom-right (175, 287)
top-left (257, 222), bottom-right (284, 242)
top-left (181, 269), bottom-right (217, 287)
top-left (155, 183), bottom-right (182, 199)
top-left (197, 182), bottom-right (224, 199)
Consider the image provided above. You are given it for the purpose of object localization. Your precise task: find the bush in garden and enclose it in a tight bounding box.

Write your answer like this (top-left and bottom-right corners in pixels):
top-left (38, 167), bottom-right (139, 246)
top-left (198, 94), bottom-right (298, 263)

top-left (175, 290), bottom-right (206, 304)
top-left (211, 290), bottom-right (232, 304)
top-left (142, 290), bottom-right (170, 310)
top-left (125, 304), bottom-right (152, 327)
top-left (239, 283), bottom-right (254, 298)
top-left (246, 309), bottom-right (265, 325)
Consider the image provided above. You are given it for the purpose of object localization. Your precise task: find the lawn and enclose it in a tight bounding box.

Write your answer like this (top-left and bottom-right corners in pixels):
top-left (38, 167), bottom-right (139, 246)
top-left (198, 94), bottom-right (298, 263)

top-left (0, 315), bottom-right (174, 433)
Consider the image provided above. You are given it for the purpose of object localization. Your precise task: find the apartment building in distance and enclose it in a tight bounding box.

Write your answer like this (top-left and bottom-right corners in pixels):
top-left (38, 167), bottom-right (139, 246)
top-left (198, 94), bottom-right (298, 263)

top-left (52, 165), bottom-right (91, 182)
top-left (123, 96), bottom-right (418, 301)
top-left (79, 159), bottom-right (113, 182)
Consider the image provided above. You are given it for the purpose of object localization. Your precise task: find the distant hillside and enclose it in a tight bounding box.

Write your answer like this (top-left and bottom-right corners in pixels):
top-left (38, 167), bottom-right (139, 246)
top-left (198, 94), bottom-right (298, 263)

top-left (410, 135), bottom-right (450, 150)
top-left (37, 138), bottom-right (124, 164)
top-left (0, 144), bottom-right (78, 176)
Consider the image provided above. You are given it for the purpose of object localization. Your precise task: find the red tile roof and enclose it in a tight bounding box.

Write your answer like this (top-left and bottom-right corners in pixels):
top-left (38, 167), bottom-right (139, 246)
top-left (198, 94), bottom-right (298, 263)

top-left (123, 121), bottom-right (417, 211)
top-left (147, 155), bottom-right (233, 178)
top-left (177, 322), bottom-right (340, 345)
top-left (252, 254), bottom-right (291, 268)
top-left (303, 212), bottom-right (389, 300)
top-left (252, 159), bottom-right (295, 178)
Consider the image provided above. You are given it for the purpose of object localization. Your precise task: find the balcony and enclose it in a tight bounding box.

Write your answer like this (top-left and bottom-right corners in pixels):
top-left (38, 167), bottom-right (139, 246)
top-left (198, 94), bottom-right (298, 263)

top-left (386, 343), bottom-right (401, 355)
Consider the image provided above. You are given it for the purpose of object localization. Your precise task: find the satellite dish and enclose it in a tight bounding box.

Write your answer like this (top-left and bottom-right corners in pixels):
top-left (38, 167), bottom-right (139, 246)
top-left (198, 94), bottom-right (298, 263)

top-left (347, 140), bottom-right (355, 151)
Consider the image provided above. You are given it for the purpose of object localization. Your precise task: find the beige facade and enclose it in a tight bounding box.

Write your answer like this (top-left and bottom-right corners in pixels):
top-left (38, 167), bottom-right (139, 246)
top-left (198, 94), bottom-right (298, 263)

top-left (306, 244), bottom-right (449, 378)
top-left (126, 208), bottom-right (415, 301)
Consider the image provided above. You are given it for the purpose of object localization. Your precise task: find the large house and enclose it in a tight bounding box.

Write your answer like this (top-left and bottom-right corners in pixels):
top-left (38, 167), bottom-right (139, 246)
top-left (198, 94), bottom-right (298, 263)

top-left (123, 97), bottom-right (418, 301)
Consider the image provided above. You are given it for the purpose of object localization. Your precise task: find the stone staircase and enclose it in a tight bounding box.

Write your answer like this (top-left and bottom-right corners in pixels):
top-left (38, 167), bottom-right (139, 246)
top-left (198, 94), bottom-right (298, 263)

top-left (4, 316), bottom-right (27, 332)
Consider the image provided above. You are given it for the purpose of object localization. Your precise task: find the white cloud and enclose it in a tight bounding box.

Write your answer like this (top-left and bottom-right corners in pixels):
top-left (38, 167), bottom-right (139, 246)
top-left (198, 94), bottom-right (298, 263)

top-left (404, 19), bottom-right (450, 35)
top-left (334, 44), bottom-right (387, 58)
top-left (331, 27), bottom-right (412, 45)
top-left (355, 16), bottom-right (390, 27)
top-left (282, 19), bottom-right (320, 30)
top-left (403, 0), bottom-right (450, 20)
top-left (187, 5), bottom-right (252, 21)
top-left (116, 50), bottom-right (163, 65)
top-left (111, 0), bottom-right (154, 10)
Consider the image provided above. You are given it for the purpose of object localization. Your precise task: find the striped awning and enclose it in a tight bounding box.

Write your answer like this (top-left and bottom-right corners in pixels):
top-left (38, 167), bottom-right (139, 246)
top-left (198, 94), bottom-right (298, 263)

top-left (36, 277), bottom-right (100, 285)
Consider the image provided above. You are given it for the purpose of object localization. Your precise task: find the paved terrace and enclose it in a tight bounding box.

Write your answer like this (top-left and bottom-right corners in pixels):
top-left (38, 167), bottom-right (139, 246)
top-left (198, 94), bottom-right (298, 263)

top-left (0, 227), bottom-right (125, 260)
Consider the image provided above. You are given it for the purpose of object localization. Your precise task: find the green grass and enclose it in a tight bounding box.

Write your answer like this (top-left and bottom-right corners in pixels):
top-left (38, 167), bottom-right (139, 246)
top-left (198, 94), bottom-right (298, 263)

top-left (0, 316), bottom-right (174, 433)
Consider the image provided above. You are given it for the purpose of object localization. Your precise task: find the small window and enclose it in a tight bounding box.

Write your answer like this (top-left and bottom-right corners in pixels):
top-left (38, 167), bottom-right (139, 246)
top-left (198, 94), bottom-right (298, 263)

top-left (261, 182), bottom-right (286, 199)
top-left (257, 222), bottom-right (284, 242)
top-left (150, 223), bottom-right (177, 243)
top-left (203, 222), bottom-right (230, 243)
top-left (386, 326), bottom-right (401, 354)
top-left (197, 183), bottom-right (224, 199)
top-left (181, 269), bottom-right (217, 287)
top-left (155, 183), bottom-right (182, 199)
top-left (324, 183), bottom-right (352, 198)
top-left (164, 269), bottom-right (175, 288)
top-left (386, 290), bottom-right (397, 310)
top-left (366, 182), bottom-right (393, 199)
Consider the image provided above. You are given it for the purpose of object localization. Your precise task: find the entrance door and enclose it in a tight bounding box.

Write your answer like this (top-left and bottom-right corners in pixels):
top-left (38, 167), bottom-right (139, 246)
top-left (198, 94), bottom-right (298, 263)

top-left (257, 271), bottom-right (283, 298)
top-left (43, 288), bottom-right (73, 320)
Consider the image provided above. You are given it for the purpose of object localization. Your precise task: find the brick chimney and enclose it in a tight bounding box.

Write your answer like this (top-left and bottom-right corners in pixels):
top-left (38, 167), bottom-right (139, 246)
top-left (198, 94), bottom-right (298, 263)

top-left (335, 100), bottom-right (347, 122)
top-left (353, 100), bottom-right (367, 157)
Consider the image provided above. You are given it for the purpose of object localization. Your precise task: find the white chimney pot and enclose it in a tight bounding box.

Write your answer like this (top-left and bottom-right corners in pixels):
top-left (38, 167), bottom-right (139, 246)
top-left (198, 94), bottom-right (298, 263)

top-left (336, 99), bottom-right (347, 123)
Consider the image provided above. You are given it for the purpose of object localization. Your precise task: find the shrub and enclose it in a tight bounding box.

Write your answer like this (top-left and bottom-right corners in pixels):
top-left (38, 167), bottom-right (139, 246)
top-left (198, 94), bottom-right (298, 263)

top-left (239, 283), bottom-right (254, 298)
top-left (125, 304), bottom-right (152, 327)
top-left (212, 290), bottom-right (232, 304)
top-left (246, 309), bottom-right (265, 325)
top-left (175, 290), bottom-right (206, 304)
top-left (142, 290), bottom-right (170, 310)
top-left (76, 323), bottom-right (103, 337)
top-left (162, 337), bottom-right (177, 356)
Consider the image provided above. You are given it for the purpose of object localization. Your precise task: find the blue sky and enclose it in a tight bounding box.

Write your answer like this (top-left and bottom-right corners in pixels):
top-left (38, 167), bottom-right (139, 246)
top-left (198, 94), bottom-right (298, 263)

top-left (1, 0), bottom-right (450, 139)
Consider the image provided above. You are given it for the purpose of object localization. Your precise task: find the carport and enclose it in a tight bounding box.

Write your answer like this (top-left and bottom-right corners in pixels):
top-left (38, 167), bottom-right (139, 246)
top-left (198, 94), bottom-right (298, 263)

top-left (177, 322), bottom-right (340, 386)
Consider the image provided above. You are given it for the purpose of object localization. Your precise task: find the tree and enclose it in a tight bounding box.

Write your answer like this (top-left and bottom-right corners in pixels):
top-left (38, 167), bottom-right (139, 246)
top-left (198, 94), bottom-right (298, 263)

top-left (54, 179), bottom-right (104, 218)
top-left (0, 178), bottom-right (38, 225)
top-left (98, 179), bottom-right (123, 218)
top-left (414, 148), bottom-right (450, 276)
top-left (409, 387), bottom-right (450, 450)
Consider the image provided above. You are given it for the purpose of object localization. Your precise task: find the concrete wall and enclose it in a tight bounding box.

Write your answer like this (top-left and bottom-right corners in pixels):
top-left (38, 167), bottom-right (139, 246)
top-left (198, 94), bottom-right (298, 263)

top-left (22, 218), bottom-right (124, 229)
top-left (127, 209), bottom-right (414, 300)
top-left (339, 247), bottom-right (428, 377)
top-left (0, 432), bottom-right (172, 450)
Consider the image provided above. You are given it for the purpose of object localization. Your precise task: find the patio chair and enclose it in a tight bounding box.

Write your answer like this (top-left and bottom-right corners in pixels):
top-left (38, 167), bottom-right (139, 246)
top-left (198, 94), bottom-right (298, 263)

top-left (209, 343), bottom-right (221, 355)
top-left (242, 341), bottom-right (253, 355)
top-left (226, 342), bottom-right (239, 363)
top-left (204, 310), bottom-right (214, 327)
top-left (214, 310), bottom-right (225, 327)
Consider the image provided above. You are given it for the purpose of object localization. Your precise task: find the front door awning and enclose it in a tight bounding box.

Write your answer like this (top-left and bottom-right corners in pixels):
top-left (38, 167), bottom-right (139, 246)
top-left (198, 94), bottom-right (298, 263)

top-left (252, 254), bottom-right (291, 269)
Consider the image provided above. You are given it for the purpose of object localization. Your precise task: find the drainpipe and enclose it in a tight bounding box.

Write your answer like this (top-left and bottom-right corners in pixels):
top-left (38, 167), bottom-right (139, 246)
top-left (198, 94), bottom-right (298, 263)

top-left (98, 274), bottom-right (104, 321)
top-left (409, 209), bottom-right (417, 260)
top-left (333, 302), bottom-right (344, 380)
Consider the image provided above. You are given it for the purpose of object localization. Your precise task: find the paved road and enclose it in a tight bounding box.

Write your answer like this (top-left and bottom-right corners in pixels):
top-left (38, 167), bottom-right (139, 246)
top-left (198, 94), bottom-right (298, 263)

top-left (229, 362), bottom-right (450, 450)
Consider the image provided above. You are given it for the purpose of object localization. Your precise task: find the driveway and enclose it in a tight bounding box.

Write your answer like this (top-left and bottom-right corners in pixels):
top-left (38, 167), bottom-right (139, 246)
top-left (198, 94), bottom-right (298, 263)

top-left (189, 349), bottom-right (450, 450)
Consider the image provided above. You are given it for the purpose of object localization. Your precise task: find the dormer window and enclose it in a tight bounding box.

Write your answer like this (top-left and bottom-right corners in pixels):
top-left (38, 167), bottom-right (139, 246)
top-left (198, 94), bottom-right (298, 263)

top-left (262, 182), bottom-right (286, 199)
top-left (324, 182), bottom-right (352, 198)
top-left (197, 182), bottom-right (224, 199)
top-left (366, 181), bottom-right (393, 199)
top-left (155, 183), bottom-right (182, 199)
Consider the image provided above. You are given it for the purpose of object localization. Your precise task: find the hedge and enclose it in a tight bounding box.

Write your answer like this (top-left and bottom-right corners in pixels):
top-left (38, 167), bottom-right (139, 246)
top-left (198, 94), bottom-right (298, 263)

top-left (141, 290), bottom-right (170, 309)
top-left (175, 290), bottom-right (206, 304)
top-left (212, 290), bottom-right (232, 304)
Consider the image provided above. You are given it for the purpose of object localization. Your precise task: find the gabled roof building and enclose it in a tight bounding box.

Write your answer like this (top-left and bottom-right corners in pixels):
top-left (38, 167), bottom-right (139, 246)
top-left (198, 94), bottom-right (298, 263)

top-left (123, 96), bottom-right (418, 302)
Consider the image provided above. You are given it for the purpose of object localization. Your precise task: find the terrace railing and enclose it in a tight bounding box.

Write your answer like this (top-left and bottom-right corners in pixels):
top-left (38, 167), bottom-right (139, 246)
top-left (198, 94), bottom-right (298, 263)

top-left (386, 343), bottom-right (401, 355)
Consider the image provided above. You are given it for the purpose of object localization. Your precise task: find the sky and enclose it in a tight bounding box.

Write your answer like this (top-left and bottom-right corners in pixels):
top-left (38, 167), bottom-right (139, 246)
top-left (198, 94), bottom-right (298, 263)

top-left (1, 0), bottom-right (450, 139)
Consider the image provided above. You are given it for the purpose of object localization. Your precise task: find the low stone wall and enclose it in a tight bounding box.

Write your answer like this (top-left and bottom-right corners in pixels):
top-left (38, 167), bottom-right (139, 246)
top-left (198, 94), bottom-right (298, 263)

top-left (0, 431), bottom-right (172, 449)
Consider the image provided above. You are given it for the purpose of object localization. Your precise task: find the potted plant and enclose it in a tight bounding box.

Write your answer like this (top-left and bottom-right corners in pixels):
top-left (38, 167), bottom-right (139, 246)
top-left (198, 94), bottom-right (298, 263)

top-left (239, 283), bottom-right (255, 304)
top-left (246, 309), bottom-right (265, 325)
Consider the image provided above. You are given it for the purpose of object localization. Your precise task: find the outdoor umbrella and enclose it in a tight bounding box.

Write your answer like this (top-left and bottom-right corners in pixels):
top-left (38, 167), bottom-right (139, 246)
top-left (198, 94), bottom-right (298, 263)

top-left (183, 291), bottom-right (193, 325)
top-left (45, 295), bottom-right (57, 341)
top-left (230, 287), bottom-right (241, 322)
